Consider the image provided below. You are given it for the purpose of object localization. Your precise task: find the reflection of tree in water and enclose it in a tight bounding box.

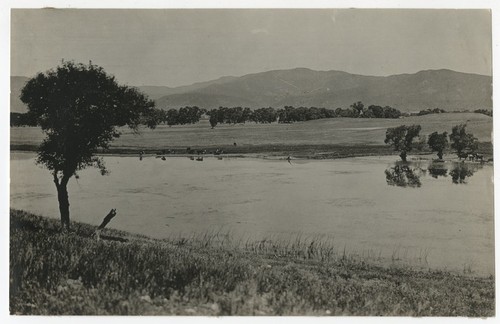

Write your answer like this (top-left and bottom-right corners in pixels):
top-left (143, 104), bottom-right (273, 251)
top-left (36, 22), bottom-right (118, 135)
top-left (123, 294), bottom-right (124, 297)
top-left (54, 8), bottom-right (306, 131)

top-left (385, 164), bottom-right (422, 188)
top-left (387, 161), bottom-right (483, 187)
top-left (449, 164), bottom-right (481, 184)
top-left (428, 164), bottom-right (448, 178)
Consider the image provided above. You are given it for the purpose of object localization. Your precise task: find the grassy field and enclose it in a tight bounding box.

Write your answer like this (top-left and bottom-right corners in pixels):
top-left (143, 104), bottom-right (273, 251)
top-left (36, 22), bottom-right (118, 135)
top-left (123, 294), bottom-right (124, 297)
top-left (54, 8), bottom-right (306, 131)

top-left (10, 113), bottom-right (492, 158)
top-left (10, 209), bottom-right (495, 316)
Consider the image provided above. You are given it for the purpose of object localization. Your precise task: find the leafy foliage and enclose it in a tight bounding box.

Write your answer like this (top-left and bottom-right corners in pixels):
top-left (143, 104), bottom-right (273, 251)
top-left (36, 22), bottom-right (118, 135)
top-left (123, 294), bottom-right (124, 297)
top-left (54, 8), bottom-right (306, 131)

top-left (473, 109), bottom-right (492, 117)
top-left (277, 106), bottom-right (336, 123)
top-left (384, 125), bottom-right (422, 161)
top-left (208, 109), bottom-right (218, 128)
top-left (10, 112), bottom-right (37, 127)
top-left (362, 105), bottom-right (402, 119)
top-left (164, 106), bottom-right (204, 126)
top-left (350, 101), bottom-right (364, 116)
top-left (427, 131), bottom-right (448, 159)
top-left (251, 107), bottom-right (278, 123)
top-left (449, 124), bottom-right (478, 157)
top-left (20, 61), bottom-right (165, 227)
top-left (166, 108), bottom-right (179, 126)
top-left (164, 102), bottom-right (403, 128)
top-left (416, 108), bottom-right (446, 116)
top-left (21, 61), bottom-right (163, 175)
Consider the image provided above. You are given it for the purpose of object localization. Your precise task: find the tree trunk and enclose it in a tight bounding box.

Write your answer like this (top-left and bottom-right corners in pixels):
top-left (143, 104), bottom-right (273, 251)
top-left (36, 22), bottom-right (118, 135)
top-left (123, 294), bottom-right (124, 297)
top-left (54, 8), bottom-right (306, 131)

top-left (437, 151), bottom-right (443, 160)
top-left (400, 151), bottom-right (407, 162)
top-left (54, 173), bottom-right (71, 230)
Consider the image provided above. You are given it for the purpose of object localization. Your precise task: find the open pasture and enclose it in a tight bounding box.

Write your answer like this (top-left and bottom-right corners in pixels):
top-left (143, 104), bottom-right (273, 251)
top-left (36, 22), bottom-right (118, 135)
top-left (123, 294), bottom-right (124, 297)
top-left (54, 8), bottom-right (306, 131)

top-left (10, 113), bottom-right (492, 152)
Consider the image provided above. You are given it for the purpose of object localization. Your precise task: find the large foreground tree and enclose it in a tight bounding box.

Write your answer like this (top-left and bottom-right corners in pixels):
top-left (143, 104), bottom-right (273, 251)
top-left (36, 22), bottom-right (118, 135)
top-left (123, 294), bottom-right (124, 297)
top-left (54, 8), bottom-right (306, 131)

top-left (384, 125), bottom-right (422, 162)
top-left (20, 61), bottom-right (166, 229)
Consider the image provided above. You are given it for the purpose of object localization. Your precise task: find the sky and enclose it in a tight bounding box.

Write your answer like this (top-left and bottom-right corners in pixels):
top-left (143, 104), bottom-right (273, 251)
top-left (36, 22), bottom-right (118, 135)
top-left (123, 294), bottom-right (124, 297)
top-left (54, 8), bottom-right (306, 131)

top-left (11, 9), bottom-right (492, 87)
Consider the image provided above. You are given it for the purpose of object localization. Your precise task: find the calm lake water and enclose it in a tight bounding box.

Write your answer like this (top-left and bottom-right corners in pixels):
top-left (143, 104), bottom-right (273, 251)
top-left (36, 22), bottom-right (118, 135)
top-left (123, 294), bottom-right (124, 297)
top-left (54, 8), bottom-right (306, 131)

top-left (10, 152), bottom-right (494, 275)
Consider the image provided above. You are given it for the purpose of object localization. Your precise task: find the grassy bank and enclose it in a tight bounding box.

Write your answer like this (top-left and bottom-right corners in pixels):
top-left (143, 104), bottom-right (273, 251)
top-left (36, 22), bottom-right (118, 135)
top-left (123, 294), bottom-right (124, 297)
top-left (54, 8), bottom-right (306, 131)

top-left (10, 209), bottom-right (495, 316)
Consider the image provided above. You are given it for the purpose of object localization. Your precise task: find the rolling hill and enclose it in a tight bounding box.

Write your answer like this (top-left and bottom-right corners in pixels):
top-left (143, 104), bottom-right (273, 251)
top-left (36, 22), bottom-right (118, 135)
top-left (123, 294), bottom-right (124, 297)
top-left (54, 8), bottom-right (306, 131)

top-left (152, 68), bottom-right (492, 112)
top-left (11, 68), bottom-right (492, 113)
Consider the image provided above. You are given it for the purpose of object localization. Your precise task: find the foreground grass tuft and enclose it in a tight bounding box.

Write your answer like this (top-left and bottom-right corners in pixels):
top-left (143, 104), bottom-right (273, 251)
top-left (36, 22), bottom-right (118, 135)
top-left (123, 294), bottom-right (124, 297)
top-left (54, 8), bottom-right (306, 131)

top-left (10, 209), bottom-right (494, 316)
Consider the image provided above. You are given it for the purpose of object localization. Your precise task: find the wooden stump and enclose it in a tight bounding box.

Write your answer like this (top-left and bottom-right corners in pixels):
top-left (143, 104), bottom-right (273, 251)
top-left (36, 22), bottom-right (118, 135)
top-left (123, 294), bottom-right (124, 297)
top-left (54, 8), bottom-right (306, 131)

top-left (95, 208), bottom-right (117, 240)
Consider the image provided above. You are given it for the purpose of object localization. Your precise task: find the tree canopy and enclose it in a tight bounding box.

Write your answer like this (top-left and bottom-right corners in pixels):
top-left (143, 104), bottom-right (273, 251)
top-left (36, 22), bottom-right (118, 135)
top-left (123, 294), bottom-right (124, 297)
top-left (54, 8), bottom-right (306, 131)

top-left (384, 125), bottom-right (422, 162)
top-left (427, 131), bottom-right (448, 160)
top-left (449, 124), bottom-right (478, 157)
top-left (20, 61), bottom-right (166, 228)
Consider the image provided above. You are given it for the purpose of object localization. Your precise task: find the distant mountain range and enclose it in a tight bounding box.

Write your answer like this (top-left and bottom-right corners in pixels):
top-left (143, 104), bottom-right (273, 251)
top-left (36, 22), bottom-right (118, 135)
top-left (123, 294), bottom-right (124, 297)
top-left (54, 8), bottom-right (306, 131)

top-left (11, 68), bottom-right (492, 113)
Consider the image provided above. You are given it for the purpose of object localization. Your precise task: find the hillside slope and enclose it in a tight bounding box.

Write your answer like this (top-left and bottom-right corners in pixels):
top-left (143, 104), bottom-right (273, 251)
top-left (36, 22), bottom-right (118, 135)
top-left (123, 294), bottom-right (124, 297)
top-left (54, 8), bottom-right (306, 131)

top-left (154, 69), bottom-right (492, 111)
top-left (11, 69), bottom-right (492, 113)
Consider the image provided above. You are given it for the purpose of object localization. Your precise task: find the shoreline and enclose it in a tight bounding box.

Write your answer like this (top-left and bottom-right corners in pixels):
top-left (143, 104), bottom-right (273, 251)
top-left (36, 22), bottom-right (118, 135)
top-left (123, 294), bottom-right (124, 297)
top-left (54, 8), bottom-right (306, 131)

top-left (10, 141), bottom-right (493, 161)
top-left (10, 208), bottom-right (494, 278)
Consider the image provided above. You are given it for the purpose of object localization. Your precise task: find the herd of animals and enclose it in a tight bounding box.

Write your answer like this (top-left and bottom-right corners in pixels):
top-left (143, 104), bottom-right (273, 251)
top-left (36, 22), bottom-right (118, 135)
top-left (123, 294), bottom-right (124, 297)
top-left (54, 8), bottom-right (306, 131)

top-left (138, 147), bottom-right (226, 162)
top-left (457, 152), bottom-right (488, 162)
top-left (136, 147), bottom-right (491, 163)
top-left (136, 148), bottom-right (490, 164)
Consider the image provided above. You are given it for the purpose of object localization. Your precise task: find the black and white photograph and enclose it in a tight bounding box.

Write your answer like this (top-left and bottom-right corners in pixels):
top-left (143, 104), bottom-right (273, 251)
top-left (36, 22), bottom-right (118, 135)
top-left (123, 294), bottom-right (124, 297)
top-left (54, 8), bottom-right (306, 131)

top-left (3, 0), bottom-right (498, 318)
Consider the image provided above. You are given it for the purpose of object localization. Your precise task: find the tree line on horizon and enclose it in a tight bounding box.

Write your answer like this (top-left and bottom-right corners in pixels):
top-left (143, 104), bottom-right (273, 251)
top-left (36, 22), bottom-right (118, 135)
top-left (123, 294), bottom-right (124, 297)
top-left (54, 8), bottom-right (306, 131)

top-left (11, 103), bottom-right (492, 128)
top-left (168, 102), bottom-right (406, 129)
top-left (11, 102), bottom-right (404, 127)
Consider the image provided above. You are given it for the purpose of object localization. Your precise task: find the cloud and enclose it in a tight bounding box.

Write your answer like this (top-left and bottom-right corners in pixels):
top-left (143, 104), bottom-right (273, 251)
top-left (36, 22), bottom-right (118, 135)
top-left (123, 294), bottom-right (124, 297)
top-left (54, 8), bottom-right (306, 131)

top-left (251, 28), bottom-right (269, 35)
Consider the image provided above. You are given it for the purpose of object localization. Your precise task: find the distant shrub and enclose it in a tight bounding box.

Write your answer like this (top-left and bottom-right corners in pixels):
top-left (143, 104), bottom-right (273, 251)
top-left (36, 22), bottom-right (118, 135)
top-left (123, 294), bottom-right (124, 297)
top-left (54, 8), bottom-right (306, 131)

top-left (415, 108), bottom-right (446, 116)
top-left (474, 109), bottom-right (492, 117)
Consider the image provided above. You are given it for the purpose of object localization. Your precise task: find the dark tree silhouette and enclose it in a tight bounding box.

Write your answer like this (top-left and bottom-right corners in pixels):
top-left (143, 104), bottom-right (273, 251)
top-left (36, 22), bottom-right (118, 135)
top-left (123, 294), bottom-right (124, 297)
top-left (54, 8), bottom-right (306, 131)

top-left (427, 131), bottom-right (448, 160)
top-left (449, 124), bottom-right (478, 158)
top-left (350, 101), bottom-right (364, 117)
top-left (367, 105), bottom-right (384, 118)
top-left (208, 109), bottom-right (218, 128)
top-left (384, 125), bottom-right (422, 162)
top-left (20, 61), bottom-right (165, 229)
top-left (166, 109), bottom-right (179, 126)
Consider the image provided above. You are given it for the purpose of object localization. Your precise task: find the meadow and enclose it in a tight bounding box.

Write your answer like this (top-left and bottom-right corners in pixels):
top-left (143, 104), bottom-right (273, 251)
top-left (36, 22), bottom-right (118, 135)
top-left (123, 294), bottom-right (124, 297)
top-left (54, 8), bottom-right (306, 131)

top-left (10, 209), bottom-right (495, 316)
top-left (10, 113), bottom-right (492, 158)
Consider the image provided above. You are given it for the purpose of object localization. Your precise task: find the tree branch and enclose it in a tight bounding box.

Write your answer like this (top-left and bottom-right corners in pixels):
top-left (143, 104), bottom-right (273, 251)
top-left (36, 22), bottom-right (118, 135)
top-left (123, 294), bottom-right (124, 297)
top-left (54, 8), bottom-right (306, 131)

top-left (52, 171), bottom-right (60, 188)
